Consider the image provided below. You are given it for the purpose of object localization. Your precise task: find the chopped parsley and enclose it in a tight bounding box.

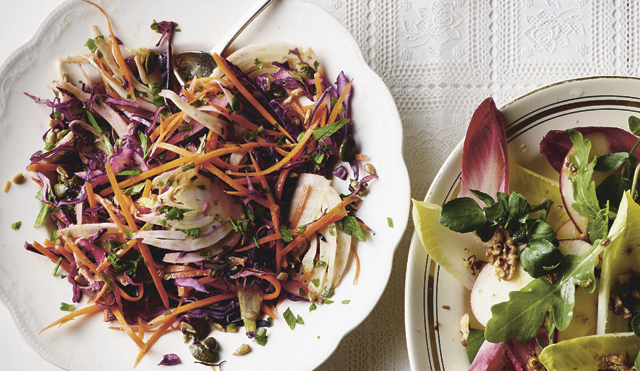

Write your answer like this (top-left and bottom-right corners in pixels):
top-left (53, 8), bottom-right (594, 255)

top-left (279, 225), bottom-right (294, 243)
top-left (176, 124), bottom-right (194, 132)
top-left (158, 206), bottom-right (193, 221)
top-left (309, 303), bottom-right (317, 312)
top-left (254, 58), bottom-right (264, 69)
top-left (52, 257), bottom-right (63, 276)
top-left (84, 38), bottom-right (97, 53)
top-left (117, 169), bottom-right (141, 176)
top-left (323, 300), bottom-right (334, 304)
top-left (311, 278), bottom-right (320, 287)
top-left (60, 302), bottom-right (75, 312)
top-left (342, 300), bottom-right (351, 304)
top-left (181, 162), bottom-right (195, 171)
top-left (253, 328), bottom-right (268, 346)
top-left (283, 307), bottom-right (297, 330)
top-left (387, 217), bottom-right (394, 228)
top-left (230, 218), bottom-right (250, 235)
top-left (336, 215), bottom-right (367, 241)
top-left (296, 315), bottom-right (304, 325)
top-left (185, 228), bottom-right (201, 239)
top-left (122, 182), bottom-right (146, 196)
top-left (11, 221), bottom-right (21, 230)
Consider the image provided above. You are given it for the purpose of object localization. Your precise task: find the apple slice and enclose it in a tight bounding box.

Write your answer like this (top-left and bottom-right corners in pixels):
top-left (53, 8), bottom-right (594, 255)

top-left (470, 262), bottom-right (534, 326)
top-left (557, 239), bottom-right (592, 255)
top-left (556, 220), bottom-right (587, 240)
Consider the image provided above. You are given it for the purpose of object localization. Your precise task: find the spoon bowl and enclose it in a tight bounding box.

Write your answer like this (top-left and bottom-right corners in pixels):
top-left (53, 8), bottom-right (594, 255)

top-left (172, 0), bottom-right (274, 85)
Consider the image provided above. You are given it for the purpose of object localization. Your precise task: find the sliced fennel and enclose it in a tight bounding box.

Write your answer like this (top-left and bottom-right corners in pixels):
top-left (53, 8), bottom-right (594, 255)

top-left (288, 174), bottom-right (351, 301)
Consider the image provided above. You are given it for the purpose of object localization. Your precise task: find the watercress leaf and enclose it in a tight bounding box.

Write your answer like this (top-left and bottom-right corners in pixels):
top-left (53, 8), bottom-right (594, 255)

top-left (483, 202), bottom-right (505, 222)
top-left (507, 192), bottom-right (531, 225)
top-left (469, 189), bottom-right (495, 207)
top-left (439, 197), bottom-right (486, 233)
top-left (594, 152), bottom-right (629, 172)
top-left (466, 329), bottom-right (485, 364)
top-left (595, 173), bottom-right (630, 210)
top-left (485, 231), bottom-right (613, 344)
top-left (520, 239), bottom-right (564, 278)
top-left (528, 220), bottom-right (556, 242)
top-left (476, 224), bottom-right (498, 243)
top-left (630, 115), bottom-right (640, 136)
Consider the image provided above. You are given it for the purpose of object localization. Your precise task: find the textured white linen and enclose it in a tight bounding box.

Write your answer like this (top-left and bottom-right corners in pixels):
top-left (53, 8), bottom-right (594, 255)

top-left (0, 0), bottom-right (629, 370)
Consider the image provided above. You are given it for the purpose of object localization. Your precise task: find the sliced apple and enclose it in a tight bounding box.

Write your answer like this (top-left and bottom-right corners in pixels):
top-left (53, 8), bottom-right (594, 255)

top-left (556, 220), bottom-right (587, 240)
top-left (470, 262), bottom-right (534, 326)
top-left (557, 239), bottom-right (592, 255)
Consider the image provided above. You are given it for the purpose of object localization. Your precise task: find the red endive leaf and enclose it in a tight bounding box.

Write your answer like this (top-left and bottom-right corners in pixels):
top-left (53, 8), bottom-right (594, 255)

top-left (460, 97), bottom-right (509, 202)
top-left (540, 126), bottom-right (640, 173)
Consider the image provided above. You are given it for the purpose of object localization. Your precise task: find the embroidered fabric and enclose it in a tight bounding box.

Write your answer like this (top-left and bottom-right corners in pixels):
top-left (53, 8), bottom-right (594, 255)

top-left (304, 0), bottom-right (627, 370)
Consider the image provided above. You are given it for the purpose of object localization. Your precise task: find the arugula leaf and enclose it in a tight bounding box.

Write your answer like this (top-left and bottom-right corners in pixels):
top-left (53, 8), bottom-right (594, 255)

top-left (312, 118), bottom-right (349, 142)
top-left (335, 216), bottom-right (366, 241)
top-left (567, 129), bottom-right (601, 219)
top-left (439, 197), bottom-right (486, 233)
top-left (466, 329), bottom-right (485, 364)
top-left (484, 230), bottom-right (618, 344)
top-left (587, 202), bottom-right (611, 242)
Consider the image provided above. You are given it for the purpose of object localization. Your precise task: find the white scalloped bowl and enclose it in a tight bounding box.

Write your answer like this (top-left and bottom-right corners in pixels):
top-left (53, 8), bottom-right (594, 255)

top-left (0, 1), bottom-right (410, 370)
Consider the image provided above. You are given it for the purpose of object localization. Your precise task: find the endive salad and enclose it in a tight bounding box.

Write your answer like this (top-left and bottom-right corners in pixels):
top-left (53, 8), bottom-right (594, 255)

top-left (23, 1), bottom-right (373, 366)
top-left (413, 98), bottom-right (640, 370)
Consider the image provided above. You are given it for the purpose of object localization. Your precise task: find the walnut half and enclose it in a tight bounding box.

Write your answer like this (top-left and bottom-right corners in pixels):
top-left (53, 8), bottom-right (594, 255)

top-left (487, 227), bottom-right (519, 281)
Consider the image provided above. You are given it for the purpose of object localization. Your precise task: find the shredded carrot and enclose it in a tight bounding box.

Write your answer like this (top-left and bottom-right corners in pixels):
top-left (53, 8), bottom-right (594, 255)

top-left (112, 306), bottom-right (146, 349)
top-left (97, 239), bottom-right (137, 272)
top-left (43, 239), bottom-right (54, 248)
top-left (93, 280), bottom-right (110, 302)
top-left (116, 284), bottom-right (144, 302)
top-left (149, 112), bottom-right (181, 142)
top-left (275, 168), bottom-right (290, 201)
top-left (134, 313), bottom-right (179, 367)
top-left (94, 195), bottom-right (127, 236)
top-left (260, 274), bottom-right (282, 301)
top-left (154, 112), bottom-right (185, 146)
top-left (141, 179), bottom-right (152, 198)
top-left (138, 317), bottom-right (145, 341)
top-left (208, 103), bottom-right (282, 136)
top-left (99, 142), bottom-right (272, 196)
top-left (31, 241), bottom-right (71, 272)
top-left (153, 142), bottom-right (276, 210)
top-left (148, 293), bottom-right (237, 326)
top-left (225, 107), bottom-right (326, 178)
top-left (289, 101), bottom-right (306, 118)
top-left (290, 185), bottom-right (312, 228)
top-left (105, 163), bottom-right (170, 309)
top-left (31, 176), bottom-right (42, 186)
top-left (64, 236), bottom-right (100, 276)
top-left (26, 163), bottom-right (61, 172)
top-left (3, 181), bottom-right (9, 193)
top-left (83, 1), bottom-right (135, 98)
top-left (40, 304), bottom-right (102, 333)
top-left (235, 234), bottom-right (283, 252)
top-left (85, 181), bottom-right (96, 208)
top-left (326, 79), bottom-right (353, 126)
top-left (261, 303), bottom-right (277, 319)
top-left (350, 245), bottom-right (360, 285)
top-left (212, 53), bottom-right (295, 142)
top-left (279, 196), bottom-right (357, 257)
top-left (314, 67), bottom-right (325, 98)
top-left (55, 244), bottom-right (74, 264)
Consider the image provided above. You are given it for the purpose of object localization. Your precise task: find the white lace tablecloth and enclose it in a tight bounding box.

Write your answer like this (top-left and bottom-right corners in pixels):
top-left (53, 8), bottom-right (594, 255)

top-left (0, 0), bottom-right (631, 370)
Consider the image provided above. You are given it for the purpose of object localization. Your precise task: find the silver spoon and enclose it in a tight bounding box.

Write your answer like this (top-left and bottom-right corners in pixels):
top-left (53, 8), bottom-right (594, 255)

top-left (172, 0), bottom-right (275, 85)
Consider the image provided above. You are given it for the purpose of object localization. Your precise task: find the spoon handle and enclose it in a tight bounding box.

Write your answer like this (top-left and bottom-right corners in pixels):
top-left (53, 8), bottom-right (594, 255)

top-left (209, 0), bottom-right (275, 56)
